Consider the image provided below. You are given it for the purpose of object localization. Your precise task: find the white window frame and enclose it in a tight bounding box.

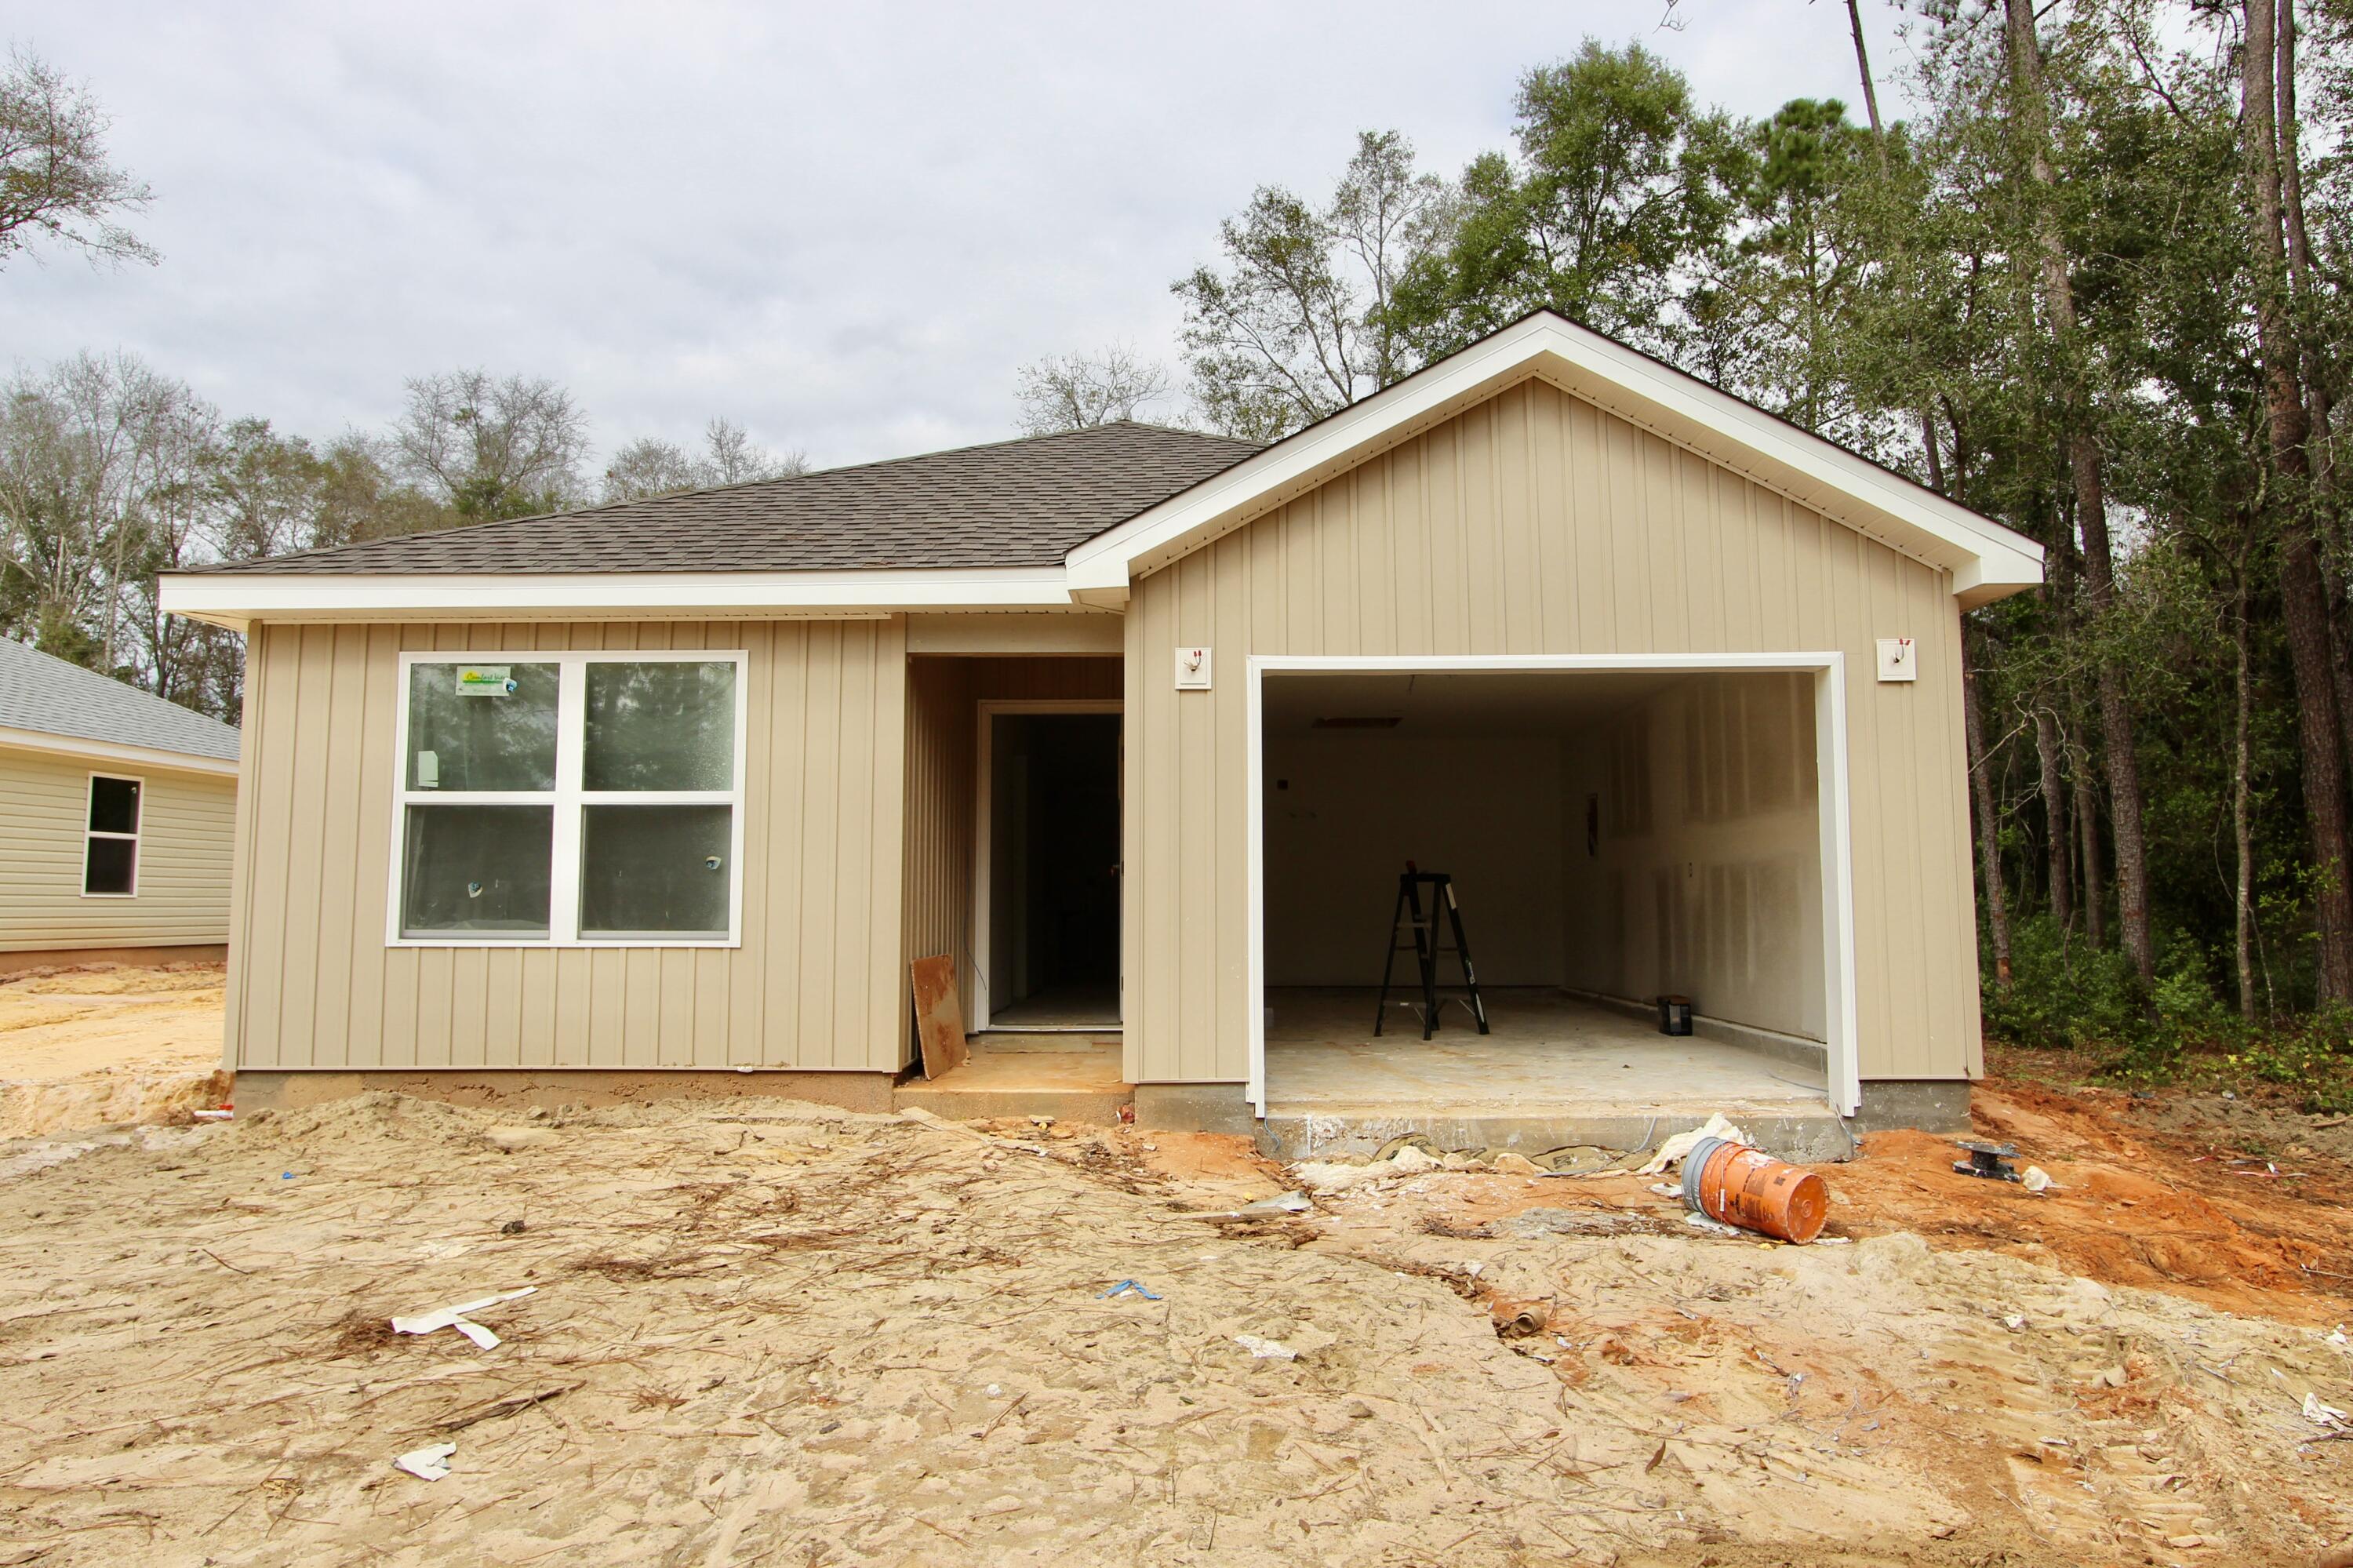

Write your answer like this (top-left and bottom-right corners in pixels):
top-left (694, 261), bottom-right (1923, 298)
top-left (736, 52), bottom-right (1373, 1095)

top-left (387, 649), bottom-right (749, 948)
top-left (82, 771), bottom-right (143, 899)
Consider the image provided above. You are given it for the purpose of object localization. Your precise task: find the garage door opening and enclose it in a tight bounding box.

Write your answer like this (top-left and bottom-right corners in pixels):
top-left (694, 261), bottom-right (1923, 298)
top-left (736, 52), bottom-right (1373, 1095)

top-left (1251, 660), bottom-right (1855, 1153)
top-left (979, 709), bottom-right (1122, 1030)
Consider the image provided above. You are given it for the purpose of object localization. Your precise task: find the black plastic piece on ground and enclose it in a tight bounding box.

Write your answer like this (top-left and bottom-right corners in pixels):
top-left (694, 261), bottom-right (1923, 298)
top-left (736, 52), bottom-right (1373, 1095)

top-left (1953, 1140), bottom-right (2021, 1181)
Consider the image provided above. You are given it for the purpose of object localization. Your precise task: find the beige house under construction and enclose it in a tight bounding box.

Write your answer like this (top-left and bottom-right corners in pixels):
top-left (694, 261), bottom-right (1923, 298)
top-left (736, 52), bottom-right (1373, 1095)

top-left (162, 312), bottom-right (2042, 1154)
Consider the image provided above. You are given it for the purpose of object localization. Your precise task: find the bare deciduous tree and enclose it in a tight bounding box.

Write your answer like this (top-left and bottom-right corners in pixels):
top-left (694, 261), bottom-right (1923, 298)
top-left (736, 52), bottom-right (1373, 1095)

top-left (393, 370), bottom-right (591, 519)
top-left (700, 418), bottom-right (806, 485)
top-left (600, 418), bottom-right (807, 503)
top-left (0, 353), bottom-right (213, 671)
top-left (0, 48), bottom-right (155, 269)
top-left (1013, 345), bottom-right (1173, 435)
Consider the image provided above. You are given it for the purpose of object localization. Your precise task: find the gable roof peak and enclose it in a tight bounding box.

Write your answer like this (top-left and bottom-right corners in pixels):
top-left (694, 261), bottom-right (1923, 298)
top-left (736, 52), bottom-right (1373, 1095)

top-left (1067, 310), bottom-right (2043, 610)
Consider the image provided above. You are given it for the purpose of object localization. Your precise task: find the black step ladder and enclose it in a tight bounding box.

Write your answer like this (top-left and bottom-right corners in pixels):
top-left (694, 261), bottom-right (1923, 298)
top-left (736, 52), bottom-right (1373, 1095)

top-left (1373, 866), bottom-right (1489, 1040)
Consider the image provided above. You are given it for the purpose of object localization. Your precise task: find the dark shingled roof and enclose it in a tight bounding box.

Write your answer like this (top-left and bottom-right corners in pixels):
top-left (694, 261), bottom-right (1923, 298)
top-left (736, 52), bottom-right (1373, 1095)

top-left (210, 421), bottom-right (1264, 576)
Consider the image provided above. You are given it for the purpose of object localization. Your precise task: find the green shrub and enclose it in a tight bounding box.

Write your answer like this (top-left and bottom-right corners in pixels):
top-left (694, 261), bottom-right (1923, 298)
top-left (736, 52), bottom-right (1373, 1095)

top-left (1982, 917), bottom-right (2353, 1108)
top-left (1980, 915), bottom-right (2144, 1050)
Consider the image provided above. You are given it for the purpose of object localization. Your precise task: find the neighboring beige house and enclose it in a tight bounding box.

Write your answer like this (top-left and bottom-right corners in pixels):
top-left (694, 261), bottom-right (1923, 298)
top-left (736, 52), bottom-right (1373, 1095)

top-left (161, 312), bottom-right (2042, 1148)
top-left (0, 638), bottom-right (241, 972)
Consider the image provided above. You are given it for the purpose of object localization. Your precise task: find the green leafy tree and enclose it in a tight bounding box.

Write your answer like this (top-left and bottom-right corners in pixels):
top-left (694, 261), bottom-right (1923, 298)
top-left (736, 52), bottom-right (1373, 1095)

top-left (1390, 42), bottom-right (1742, 360)
top-left (1173, 130), bottom-right (1446, 440)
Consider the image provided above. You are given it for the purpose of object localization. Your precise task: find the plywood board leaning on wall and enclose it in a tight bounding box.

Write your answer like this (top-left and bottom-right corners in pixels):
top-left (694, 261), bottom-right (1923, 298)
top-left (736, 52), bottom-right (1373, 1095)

top-left (910, 955), bottom-right (969, 1079)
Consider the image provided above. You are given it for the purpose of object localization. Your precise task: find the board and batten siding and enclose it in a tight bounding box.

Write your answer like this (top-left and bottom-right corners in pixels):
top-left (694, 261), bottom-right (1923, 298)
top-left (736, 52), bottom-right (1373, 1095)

top-left (901, 656), bottom-right (1121, 1036)
top-left (227, 620), bottom-right (907, 1073)
top-left (1122, 377), bottom-right (1980, 1087)
top-left (0, 746), bottom-right (235, 951)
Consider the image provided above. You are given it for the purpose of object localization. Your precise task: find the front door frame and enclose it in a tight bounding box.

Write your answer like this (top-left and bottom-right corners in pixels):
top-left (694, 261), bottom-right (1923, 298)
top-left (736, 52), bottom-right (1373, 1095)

top-left (1244, 653), bottom-right (1860, 1115)
top-left (972, 698), bottom-right (1124, 1031)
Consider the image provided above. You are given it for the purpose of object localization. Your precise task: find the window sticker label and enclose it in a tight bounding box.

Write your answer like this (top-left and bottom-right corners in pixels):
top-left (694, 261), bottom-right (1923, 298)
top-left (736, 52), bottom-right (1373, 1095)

top-left (455, 665), bottom-right (516, 697)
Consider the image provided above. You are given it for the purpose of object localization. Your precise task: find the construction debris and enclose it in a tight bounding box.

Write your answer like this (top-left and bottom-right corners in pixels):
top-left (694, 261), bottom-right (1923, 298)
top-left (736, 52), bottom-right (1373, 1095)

top-left (1233, 1333), bottom-right (1298, 1360)
top-left (1635, 1111), bottom-right (1751, 1176)
top-left (392, 1442), bottom-right (456, 1482)
top-left (1290, 1142), bottom-right (1439, 1193)
top-left (391, 1286), bottom-right (537, 1350)
top-left (1955, 1139), bottom-right (2024, 1181)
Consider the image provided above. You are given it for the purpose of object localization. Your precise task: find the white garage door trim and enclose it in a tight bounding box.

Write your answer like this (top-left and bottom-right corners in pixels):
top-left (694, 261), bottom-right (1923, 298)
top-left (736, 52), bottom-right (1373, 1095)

top-left (1244, 653), bottom-right (1861, 1118)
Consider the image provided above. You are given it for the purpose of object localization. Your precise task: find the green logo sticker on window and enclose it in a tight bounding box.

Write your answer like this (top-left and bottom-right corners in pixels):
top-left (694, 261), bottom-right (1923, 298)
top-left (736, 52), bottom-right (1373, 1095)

top-left (455, 665), bottom-right (516, 697)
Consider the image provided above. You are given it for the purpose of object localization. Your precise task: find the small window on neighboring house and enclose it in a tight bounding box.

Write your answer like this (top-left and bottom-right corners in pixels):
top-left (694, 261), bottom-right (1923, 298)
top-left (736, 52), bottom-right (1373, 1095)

top-left (85, 775), bottom-right (141, 896)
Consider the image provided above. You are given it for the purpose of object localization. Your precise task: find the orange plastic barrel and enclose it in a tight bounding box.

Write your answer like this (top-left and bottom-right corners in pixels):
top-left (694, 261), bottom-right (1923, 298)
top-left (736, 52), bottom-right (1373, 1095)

top-left (1685, 1137), bottom-right (1827, 1243)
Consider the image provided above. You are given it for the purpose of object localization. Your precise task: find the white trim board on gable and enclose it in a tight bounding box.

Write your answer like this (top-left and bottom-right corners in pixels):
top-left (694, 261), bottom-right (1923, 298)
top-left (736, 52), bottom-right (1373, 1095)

top-left (0, 725), bottom-right (242, 779)
top-left (1066, 311), bottom-right (2044, 611)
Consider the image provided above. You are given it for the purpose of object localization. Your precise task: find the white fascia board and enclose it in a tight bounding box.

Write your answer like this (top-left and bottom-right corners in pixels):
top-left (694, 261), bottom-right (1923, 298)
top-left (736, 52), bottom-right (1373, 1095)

top-left (1067, 314), bottom-right (2046, 603)
top-left (157, 565), bottom-right (1082, 628)
top-left (0, 726), bottom-right (239, 778)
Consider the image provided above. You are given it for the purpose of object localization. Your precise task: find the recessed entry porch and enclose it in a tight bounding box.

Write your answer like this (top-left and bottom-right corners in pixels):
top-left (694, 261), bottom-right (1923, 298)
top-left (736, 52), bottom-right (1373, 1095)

top-left (899, 653), bottom-right (1129, 1119)
top-left (1249, 661), bottom-right (1857, 1162)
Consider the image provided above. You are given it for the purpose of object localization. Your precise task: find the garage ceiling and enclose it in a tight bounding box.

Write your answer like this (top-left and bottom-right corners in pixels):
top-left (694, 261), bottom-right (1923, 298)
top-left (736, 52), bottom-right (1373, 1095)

top-left (1261, 670), bottom-right (1699, 736)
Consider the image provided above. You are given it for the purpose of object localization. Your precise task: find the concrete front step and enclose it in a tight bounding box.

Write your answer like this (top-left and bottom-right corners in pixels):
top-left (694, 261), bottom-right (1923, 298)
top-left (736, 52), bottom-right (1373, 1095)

top-left (893, 1035), bottom-right (1132, 1125)
top-left (1256, 1101), bottom-right (1853, 1165)
top-left (893, 1079), bottom-right (1135, 1125)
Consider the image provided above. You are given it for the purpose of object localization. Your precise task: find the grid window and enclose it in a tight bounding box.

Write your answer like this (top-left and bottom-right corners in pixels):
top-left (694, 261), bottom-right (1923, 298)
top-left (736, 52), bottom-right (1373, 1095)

top-left (391, 653), bottom-right (744, 944)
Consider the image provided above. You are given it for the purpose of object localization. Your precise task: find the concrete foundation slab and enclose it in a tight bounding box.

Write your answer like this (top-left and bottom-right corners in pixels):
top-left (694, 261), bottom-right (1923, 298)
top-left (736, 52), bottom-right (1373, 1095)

top-left (1258, 987), bottom-right (1849, 1162)
top-left (1132, 1082), bottom-right (1262, 1136)
top-left (1853, 1079), bottom-right (1972, 1134)
top-left (233, 1068), bottom-right (898, 1116)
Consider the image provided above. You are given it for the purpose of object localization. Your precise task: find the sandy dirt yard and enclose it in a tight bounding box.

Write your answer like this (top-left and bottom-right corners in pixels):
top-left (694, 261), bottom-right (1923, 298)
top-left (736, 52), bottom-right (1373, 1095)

top-left (1, 1057), bottom-right (2350, 1568)
top-left (0, 963), bottom-right (228, 1140)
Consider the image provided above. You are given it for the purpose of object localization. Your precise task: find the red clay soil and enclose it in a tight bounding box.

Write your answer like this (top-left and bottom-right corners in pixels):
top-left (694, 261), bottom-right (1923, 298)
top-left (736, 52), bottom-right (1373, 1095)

top-left (1288, 1075), bottom-right (2353, 1326)
top-left (1823, 1079), bottom-right (2353, 1323)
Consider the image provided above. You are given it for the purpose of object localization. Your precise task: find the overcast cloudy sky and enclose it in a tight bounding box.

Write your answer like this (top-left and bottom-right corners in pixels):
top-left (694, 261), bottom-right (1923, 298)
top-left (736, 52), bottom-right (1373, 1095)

top-left (5, 1), bottom-right (1925, 471)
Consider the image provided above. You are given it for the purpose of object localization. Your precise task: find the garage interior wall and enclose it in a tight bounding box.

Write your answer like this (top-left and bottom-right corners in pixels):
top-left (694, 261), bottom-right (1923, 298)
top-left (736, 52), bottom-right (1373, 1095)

top-left (1264, 729), bottom-right (1569, 985)
top-left (1260, 671), bottom-right (1822, 1046)
top-left (1559, 672), bottom-right (1824, 1042)
top-left (900, 655), bottom-right (1121, 1051)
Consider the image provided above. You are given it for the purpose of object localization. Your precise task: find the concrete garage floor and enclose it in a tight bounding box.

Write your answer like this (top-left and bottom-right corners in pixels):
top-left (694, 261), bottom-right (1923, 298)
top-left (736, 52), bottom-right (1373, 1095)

top-left (1260, 988), bottom-right (1846, 1161)
top-left (896, 990), bottom-right (1849, 1165)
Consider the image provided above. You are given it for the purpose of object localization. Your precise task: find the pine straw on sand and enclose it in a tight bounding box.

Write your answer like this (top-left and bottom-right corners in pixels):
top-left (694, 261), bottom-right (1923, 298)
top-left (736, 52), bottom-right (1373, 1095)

top-left (0, 1090), bottom-right (2347, 1566)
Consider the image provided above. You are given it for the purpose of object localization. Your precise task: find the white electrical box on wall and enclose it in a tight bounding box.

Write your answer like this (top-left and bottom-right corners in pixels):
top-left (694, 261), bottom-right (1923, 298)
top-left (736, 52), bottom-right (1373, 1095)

top-left (1875, 637), bottom-right (1917, 682)
top-left (1173, 646), bottom-right (1213, 689)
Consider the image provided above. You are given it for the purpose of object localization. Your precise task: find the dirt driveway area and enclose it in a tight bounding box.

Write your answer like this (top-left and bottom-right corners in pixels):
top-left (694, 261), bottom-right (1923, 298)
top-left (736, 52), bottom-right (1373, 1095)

top-left (1, 975), bottom-right (2350, 1566)
top-left (0, 962), bottom-right (227, 1140)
